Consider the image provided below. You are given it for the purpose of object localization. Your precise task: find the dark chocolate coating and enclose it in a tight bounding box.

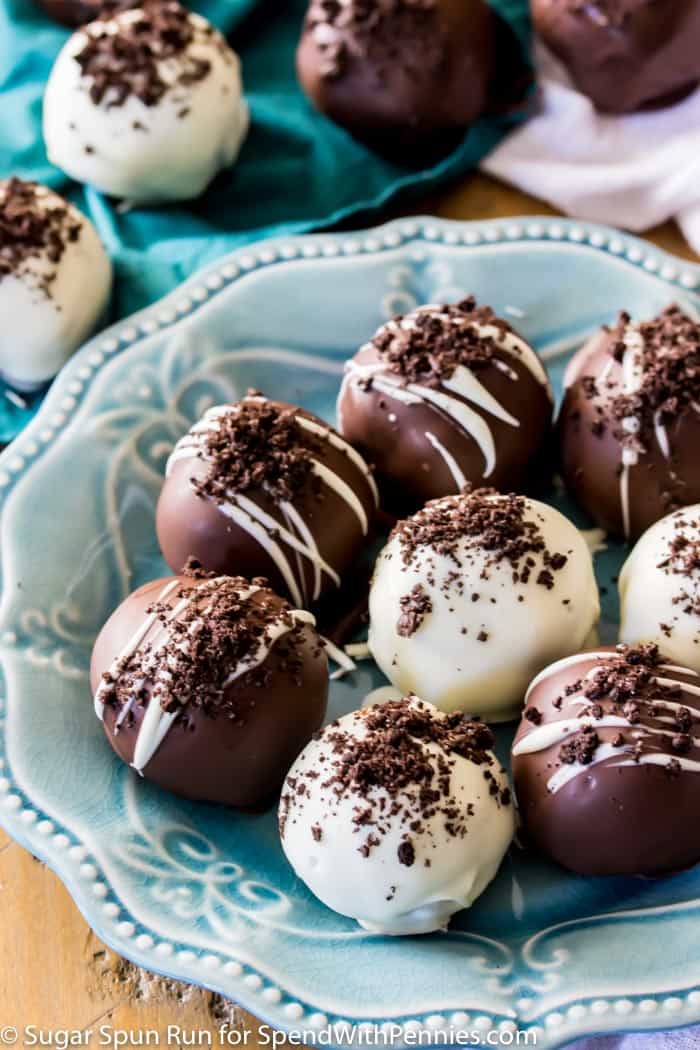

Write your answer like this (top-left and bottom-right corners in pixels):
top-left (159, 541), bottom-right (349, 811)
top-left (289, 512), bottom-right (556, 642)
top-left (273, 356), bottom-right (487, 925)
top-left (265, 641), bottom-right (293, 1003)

top-left (296, 0), bottom-right (495, 159)
top-left (338, 340), bottom-right (553, 517)
top-left (35, 0), bottom-right (134, 26)
top-left (90, 576), bottom-right (329, 808)
top-left (559, 329), bottom-right (700, 541)
top-left (532, 0), bottom-right (700, 113)
top-left (512, 647), bottom-right (700, 876)
top-left (156, 400), bottom-right (377, 606)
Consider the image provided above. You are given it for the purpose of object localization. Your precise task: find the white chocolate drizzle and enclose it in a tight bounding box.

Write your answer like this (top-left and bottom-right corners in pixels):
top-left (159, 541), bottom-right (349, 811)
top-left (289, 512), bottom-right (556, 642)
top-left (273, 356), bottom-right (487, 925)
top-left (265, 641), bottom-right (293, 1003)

top-left (321, 636), bottom-right (357, 681)
top-left (166, 400), bottom-right (377, 606)
top-left (512, 715), bottom-right (632, 756)
top-left (425, 431), bottom-right (468, 491)
top-left (608, 324), bottom-right (676, 539)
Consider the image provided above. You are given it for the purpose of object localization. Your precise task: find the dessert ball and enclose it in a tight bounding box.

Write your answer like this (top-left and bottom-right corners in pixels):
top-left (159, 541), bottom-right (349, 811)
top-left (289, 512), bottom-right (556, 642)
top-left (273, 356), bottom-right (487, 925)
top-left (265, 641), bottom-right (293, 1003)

top-left (338, 298), bottom-right (554, 516)
top-left (156, 395), bottom-right (378, 608)
top-left (532, 0), bottom-right (700, 114)
top-left (0, 178), bottom-right (112, 390)
top-left (368, 490), bottom-right (600, 722)
top-left (620, 505), bottom-right (700, 672)
top-left (513, 644), bottom-right (700, 876)
top-left (35, 0), bottom-right (134, 27)
top-left (279, 695), bottom-right (514, 934)
top-left (44, 1), bottom-right (249, 203)
top-left (559, 305), bottom-right (700, 542)
top-left (296, 0), bottom-right (495, 158)
top-left (91, 570), bottom-right (329, 807)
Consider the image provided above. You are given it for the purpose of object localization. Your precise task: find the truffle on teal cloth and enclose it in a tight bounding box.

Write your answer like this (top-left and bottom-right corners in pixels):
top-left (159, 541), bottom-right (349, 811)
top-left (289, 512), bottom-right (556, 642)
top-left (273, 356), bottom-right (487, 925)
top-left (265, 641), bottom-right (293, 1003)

top-left (0, 0), bottom-right (532, 441)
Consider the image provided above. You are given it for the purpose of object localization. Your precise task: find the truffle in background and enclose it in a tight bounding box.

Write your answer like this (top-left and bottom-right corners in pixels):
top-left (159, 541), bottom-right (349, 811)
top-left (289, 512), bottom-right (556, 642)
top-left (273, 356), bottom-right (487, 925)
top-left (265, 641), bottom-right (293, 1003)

top-left (35, 0), bottom-right (135, 27)
top-left (279, 695), bottom-right (514, 935)
top-left (91, 572), bottom-right (329, 807)
top-left (512, 644), bottom-right (700, 876)
top-left (0, 178), bottom-right (112, 391)
top-left (43, 1), bottom-right (249, 203)
top-left (338, 298), bottom-right (553, 517)
top-left (368, 490), bottom-right (600, 722)
top-left (558, 304), bottom-right (700, 541)
top-left (296, 0), bottom-right (495, 160)
top-left (157, 395), bottom-right (378, 608)
top-left (619, 505), bottom-right (700, 673)
top-left (531, 0), bottom-right (700, 114)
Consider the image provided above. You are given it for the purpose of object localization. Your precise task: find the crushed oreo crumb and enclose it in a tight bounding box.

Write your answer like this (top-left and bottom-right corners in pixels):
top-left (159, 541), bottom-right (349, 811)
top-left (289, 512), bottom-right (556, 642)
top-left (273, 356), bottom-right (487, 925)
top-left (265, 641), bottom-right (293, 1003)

top-left (187, 397), bottom-right (322, 504)
top-left (0, 178), bottom-right (81, 298)
top-left (370, 298), bottom-right (522, 385)
top-left (392, 490), bottom-right (569, 599)
top-left (396, 583), bottom-right (433, 637)
top-left (580, 306), bottom-right (700, 459)
top-left (280, 696), bottom-right (509, 858)
top-left (74, 1), bottom-right (217, 108)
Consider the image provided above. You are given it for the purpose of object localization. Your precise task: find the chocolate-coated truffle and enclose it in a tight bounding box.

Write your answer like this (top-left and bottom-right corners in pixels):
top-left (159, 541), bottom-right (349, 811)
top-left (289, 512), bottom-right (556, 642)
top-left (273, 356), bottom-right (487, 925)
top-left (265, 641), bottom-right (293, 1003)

top-left (620, 504), bottom-right (700, 672)
top-left (296, 0), bottom-right (495, 158)
top-left (532, 0), bottom-right (700, 113)
top-left (368, 490), bottom-right (600, 722)
top-left (44, 2), bottom-right (248, 203)
top-left (91, 571), bottom-right (329, 807)
top-left (279, 695), bottom-right (514, 935)
top-left (512, 644), bottom-right (700, 876)
top-left (156, 395), bottom-right (378, 608)
top-left (338, 298), bottom-right (554, 516)
top-left (0, 178), bottom-right (112, 390)
top-left (35, 0), bottom-right (134, 27)
top-left (559, 305), bottom-right (700, 541)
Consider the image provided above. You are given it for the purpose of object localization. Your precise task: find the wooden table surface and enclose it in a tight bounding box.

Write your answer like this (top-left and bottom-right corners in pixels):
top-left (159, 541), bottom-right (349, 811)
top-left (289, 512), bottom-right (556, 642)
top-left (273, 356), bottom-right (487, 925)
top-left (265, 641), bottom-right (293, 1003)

top-left (1, 173), bottom-right (697, 1038)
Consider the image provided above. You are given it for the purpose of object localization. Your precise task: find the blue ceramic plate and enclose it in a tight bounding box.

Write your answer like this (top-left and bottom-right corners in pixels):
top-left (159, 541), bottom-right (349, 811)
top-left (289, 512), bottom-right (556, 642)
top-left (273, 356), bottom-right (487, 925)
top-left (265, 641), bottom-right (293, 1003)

top-left (1, 217), bottom-right (700, 1049)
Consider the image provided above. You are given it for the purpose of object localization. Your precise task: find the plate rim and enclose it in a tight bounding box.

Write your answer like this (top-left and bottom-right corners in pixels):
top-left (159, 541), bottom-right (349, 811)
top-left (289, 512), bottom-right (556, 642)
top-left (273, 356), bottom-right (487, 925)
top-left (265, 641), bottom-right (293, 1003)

top-left (1, 214), bottom-right (700, 1049)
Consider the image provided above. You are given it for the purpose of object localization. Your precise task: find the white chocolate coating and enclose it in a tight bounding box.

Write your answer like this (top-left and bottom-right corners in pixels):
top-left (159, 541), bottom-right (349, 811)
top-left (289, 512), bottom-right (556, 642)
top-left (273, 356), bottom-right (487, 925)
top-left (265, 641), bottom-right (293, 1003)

top-left (620, 504), bottom-right (700, 671)
top-left (279, 697), bottom-right (514, 935)
top-left (0, 181), bottom-right (111, 390)
top-left (368, 496), bottom-right (600, 722)
top-left (44, 8), bottom-right (249, 204)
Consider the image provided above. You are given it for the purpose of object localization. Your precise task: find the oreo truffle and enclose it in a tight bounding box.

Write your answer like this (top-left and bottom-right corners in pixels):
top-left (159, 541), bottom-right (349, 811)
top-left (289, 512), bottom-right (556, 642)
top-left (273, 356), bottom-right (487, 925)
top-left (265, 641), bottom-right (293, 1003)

top-left (91, 571), bottom-right (329, 807)
top-left (156, 395), bottom-right (378, 608)
top-left (620, 504), bottom-right (700, 672)
top-left (0, 178), bottom-right (111, 390)
top-left (512, 644), bottom-right (700, 876)
top-left (532, 0), bottom-right (700, 114)
top-left (368, 490), bottom-right (600, 722)
top-left (559, 305), bottom-right (700, 541)
top-left (35, 0), bottom-right (134, 27)
top-left (296, 0), bottom-right (495, 158)
top-left (279, 695), bottom-right (514, 935)
top-left (338, 298), bottom-right (554, 516)
top-left (44, 1), bottom-right (249, 203)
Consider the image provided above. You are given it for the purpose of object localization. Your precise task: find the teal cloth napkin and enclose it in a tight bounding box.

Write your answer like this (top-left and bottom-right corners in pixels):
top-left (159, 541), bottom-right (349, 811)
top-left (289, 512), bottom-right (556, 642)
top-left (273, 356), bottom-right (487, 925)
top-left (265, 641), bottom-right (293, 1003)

top-left (0, 0), bottom-right (532, 441)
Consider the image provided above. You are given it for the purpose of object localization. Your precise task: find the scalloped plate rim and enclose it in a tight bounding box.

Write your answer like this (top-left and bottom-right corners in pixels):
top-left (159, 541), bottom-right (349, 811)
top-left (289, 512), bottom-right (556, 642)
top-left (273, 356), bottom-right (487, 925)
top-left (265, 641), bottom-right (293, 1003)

top-left (1, 215), bottom-right (700, 1049)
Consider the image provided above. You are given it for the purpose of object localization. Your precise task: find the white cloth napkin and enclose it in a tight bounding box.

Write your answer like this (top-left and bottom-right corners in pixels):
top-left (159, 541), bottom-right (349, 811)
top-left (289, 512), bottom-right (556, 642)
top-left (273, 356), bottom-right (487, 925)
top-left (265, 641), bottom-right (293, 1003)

top-left (482, 42), bottom-right (700, 253)
top-left (569, 1029), bottom-right (700, 1049)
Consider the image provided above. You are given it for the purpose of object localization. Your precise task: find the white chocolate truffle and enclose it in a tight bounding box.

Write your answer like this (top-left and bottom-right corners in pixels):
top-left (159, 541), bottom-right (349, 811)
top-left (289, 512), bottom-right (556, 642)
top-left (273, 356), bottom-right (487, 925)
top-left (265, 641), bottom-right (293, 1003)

top-left (620, 504), bottom-right (700, 670)
top-left (44, 2), bottom-right (249, 204)
top-left (368, 491), bottom-right (600, 722)
top-left (0, 178), bottom-right (112, 390)
top-left (279, 696), bottom-right (514, 935)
